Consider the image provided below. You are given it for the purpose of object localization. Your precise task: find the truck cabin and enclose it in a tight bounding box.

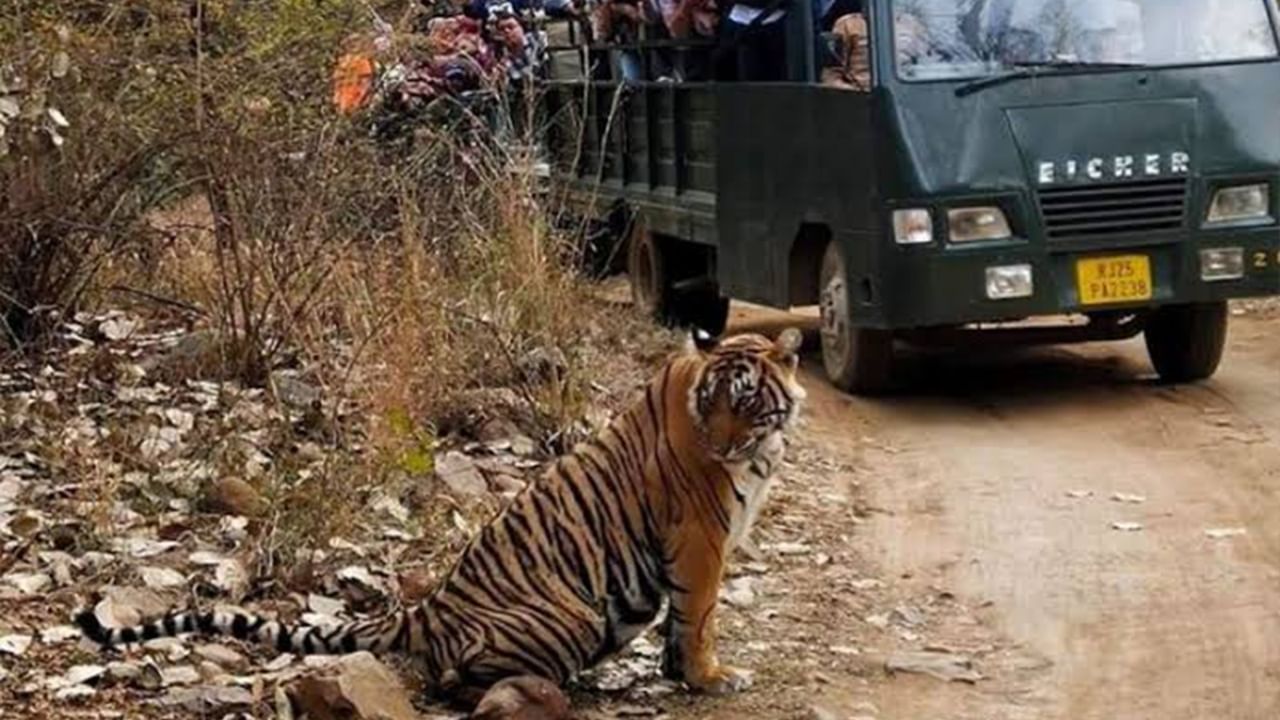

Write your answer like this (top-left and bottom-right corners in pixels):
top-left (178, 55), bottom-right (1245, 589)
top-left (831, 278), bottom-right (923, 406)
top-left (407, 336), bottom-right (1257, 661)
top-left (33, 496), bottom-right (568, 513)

top-left (541, 1), bottom-right (1280, 393)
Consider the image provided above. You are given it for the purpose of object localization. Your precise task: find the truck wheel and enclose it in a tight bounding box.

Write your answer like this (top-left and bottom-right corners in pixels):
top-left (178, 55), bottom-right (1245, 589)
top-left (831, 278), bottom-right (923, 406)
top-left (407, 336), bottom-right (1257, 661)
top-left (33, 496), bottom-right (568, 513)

top-left (628, 224), bottom-right (670, 324)
top-left (628, 226), bottom-right (730, 335)
top-left (1143, 301), bottom-right (1228, 383)
top-left (819, 242), bottom-right (894, 394)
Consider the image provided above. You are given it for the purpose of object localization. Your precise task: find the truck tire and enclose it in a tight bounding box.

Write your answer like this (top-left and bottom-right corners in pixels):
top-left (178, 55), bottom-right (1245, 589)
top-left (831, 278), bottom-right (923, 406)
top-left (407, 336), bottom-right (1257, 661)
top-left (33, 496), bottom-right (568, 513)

top-left (819, 242), bottom-right (894, 395)
top-left (627, 226), bottom-right (729, 336)
top-left (1143, 301), bottom-right (1228, 383)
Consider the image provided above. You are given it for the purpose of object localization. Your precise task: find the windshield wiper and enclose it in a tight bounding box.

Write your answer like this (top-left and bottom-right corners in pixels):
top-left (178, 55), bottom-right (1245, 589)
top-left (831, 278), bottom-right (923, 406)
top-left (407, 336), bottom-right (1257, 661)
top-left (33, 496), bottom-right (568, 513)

top-left (955, 61), bottom-right (1147, 97)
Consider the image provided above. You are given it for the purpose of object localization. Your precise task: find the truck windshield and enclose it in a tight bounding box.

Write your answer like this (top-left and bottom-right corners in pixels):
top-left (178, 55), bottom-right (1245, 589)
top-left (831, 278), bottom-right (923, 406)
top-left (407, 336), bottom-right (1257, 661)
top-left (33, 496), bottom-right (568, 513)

top-left (894, 0), bottom-right (1279, 81)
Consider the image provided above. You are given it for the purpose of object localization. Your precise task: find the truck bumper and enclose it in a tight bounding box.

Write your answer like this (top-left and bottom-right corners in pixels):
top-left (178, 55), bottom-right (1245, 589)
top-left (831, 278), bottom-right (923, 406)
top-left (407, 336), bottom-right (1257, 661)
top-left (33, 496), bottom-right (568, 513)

top-left (877, 227), bottom-right (1280, 330)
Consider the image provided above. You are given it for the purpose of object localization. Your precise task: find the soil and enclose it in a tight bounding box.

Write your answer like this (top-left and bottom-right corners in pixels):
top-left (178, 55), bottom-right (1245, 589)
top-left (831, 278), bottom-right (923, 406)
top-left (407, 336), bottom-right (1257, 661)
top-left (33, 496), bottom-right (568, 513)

top-left (631, 302), bottom-right (1280, 720)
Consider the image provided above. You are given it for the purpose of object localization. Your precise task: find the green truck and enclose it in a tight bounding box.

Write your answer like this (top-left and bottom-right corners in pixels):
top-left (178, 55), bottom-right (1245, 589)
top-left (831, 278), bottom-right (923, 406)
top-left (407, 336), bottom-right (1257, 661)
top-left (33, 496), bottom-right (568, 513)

top-left (543, 0), bottom-right (1280, 393)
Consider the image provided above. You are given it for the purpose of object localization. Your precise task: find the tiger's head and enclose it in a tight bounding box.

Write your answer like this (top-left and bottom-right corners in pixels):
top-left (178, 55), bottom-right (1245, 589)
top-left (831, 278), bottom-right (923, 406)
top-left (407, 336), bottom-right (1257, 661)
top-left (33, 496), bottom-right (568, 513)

top-left (687, 328), bottom-right (807, 463)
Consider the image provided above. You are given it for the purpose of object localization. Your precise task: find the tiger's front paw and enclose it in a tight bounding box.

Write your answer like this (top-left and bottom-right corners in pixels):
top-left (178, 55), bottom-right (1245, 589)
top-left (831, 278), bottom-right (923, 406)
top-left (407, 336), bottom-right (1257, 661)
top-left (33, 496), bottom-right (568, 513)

top-left (687, 664), bottom-right (754, 695)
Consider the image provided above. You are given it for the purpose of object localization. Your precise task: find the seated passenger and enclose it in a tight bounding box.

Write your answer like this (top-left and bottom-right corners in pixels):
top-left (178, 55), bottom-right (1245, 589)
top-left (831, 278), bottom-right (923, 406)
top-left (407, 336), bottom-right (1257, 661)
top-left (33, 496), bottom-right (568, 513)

top-left (491, 7), bottom-right (546, 84)
top-left (593, 0), bottom-right (665, 81)
top-left (649, 0), bottom-right (718, 80)
top-left (659, 0), bottom-right (718, 40)
top-left (822, 11), bottom-right (869, 89)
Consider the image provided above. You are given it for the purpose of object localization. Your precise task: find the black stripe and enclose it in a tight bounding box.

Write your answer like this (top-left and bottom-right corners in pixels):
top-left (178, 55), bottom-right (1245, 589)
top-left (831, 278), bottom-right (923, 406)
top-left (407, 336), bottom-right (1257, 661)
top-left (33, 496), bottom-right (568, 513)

top-left (277, 627), bottom-right (293, 652)
top-left (561, 465), bottom-right (605, 543)
top-left (389, 611), bottom-right (410, 652)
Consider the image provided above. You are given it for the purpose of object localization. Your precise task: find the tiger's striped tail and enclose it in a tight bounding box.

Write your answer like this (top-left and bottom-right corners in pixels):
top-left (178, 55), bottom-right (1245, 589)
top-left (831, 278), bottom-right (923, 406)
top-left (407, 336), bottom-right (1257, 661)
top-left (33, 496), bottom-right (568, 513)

top-left (74, 604), bottom-right (425, 656)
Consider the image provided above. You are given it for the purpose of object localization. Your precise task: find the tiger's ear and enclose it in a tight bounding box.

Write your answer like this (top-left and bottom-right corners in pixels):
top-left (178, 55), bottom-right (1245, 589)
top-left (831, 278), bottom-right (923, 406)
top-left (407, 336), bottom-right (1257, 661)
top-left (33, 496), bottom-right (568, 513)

top-left (690, 327), bottom-right (719, 353)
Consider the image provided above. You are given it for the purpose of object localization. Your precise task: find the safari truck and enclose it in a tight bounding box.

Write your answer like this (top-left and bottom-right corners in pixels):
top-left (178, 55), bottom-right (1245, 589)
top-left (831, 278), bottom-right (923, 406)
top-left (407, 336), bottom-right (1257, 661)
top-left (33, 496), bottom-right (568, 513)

top-left (541, 0), bottom-right (1280, 393)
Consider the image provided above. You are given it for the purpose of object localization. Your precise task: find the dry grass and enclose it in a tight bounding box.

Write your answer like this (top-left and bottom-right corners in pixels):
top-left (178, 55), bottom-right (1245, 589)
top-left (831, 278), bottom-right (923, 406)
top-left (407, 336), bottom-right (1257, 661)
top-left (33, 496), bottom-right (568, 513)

top-left (0, 1), bottom-right (654, 566)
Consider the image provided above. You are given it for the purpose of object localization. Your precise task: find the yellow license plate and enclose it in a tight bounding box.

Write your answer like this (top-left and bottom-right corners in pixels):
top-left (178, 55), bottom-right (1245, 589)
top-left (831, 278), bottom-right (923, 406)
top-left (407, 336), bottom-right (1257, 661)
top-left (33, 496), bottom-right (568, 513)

top-left (1076, 255), bottom-right (1152, 306)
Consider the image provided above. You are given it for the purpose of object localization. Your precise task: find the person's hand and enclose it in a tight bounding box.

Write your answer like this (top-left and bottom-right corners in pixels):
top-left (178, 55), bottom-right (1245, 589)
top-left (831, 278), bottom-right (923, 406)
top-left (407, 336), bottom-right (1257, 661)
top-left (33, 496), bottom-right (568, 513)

top-left (692, 9), bottom-right (717, 36)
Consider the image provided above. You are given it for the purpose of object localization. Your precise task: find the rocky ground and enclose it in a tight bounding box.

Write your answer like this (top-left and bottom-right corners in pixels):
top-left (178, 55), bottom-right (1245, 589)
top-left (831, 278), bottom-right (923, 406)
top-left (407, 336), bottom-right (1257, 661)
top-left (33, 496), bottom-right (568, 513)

top-left (2, 295), bottom-right (1277, 719)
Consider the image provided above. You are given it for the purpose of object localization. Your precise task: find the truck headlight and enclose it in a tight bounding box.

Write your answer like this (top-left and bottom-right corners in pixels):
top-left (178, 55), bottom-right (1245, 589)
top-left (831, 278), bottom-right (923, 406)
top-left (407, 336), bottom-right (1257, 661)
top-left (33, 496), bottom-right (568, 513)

top-left (1200, 247), bottom-right (1244, 281)
top-left (1206, 183), bottom-right (1270, 224)
top-left (986, 264), bottom-right (1033, 300)
top-left (948, 207), bottom-right (1012, 243)
top-left (893, 209), bottom-right (934, 245)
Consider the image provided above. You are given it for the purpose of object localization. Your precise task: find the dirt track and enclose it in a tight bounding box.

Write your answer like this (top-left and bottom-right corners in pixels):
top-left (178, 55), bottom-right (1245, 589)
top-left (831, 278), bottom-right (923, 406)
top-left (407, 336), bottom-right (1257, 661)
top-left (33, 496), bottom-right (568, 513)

top-left (658, 305), bottom-right (1280, 720)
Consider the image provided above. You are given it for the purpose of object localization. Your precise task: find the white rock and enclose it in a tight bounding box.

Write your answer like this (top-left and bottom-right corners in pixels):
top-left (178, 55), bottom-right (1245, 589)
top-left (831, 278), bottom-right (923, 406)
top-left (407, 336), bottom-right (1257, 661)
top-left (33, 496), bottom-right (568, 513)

top-left (765, 541), bottom-right (811, 556)
top-left (113, 536), bottom-right (179, 559)
top-left (721, 577), bottom-right (757, 608)
top-left (194, 643), bottom-right (249, 672)
top-left (336, 565), bottom-right (385, 596)
top-left (55, 684), bottom-right (97, 701)
top-left (886, 651), bottom-right (983, 683)
top-left (100, 316), bottom-right (139, 341)
top-left (3, 571), bottom-right (52, 595)
top-left (188, 550), bottom-right (226, 566)
top-left (49, 558), bottom-right (74, 587)
top-left (151, 684), bottom-right (253, 712)
top-left (218, 516), bottom-right (250, 542)
top-left (1065, 489), bottom-right (1094, 499)
top-left (0, 634), bottom-right (33, 656)
top-left (1110, 492), bottom-right (1147, 504)
top-left (62, 664), bottom-right (107, 686)
top-left (1205, 527), bottom-right (1247, 539)
top-left (0, 477), bottom-right (25, 503)
top-left (160, 664), bottom-right (202, 687)
top-left (308, 593), bottom-right (346, 616)
top-left (164, 408), bottom-right (195, 433)
top-left (144, 637), bottom-right (190, 662)
top-left (1111, 521), bottom-right (1144, 532)
top-left (140, 566), bottom-right (187, 589)
top-left (436, 451), bottom-right (487, 496)
top-left (40, 625), bottom-right (81, 644)
top-left (371, 495), bottom-right (410, 524)
top-left (213, 558), bottom-right (249, 597)
top-left (106, 660), bottom-right (145, 684)
top-left (140, 434), bottom-right (175, 460)
top-left (264, 653), bottom-right (296, 672)
top-left (891, 604), bottom-right (925, 627)
top-left (301, 612), bottom-right (345, 627)
top-left (95, 586), bottom-right (170, 629)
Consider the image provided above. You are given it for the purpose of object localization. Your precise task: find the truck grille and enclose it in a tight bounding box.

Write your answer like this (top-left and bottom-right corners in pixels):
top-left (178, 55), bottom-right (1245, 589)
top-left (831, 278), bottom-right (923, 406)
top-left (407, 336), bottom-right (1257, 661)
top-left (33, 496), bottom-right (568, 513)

top-left (1038, 178), bottom-right (1188, 241)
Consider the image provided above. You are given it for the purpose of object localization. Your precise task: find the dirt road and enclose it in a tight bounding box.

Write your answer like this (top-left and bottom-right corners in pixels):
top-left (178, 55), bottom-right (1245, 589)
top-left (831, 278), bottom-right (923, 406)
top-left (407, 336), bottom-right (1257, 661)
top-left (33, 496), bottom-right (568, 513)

top-left (650, 306), bottom-right (1279, 720)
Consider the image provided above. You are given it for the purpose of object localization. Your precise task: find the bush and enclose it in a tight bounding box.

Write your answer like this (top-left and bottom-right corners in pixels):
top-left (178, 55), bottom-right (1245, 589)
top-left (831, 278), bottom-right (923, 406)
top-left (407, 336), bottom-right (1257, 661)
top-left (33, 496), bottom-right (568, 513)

top-left (2, 0), bottom-right (626, 440)
top-left (0, 6), bottom-right (182, 344)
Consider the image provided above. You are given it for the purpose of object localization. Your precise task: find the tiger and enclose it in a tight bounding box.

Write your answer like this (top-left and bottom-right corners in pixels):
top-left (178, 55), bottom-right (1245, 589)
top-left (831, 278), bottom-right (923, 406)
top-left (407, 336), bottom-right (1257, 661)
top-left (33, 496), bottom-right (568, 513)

top-left (76, 328), bottom-right (807, 706)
